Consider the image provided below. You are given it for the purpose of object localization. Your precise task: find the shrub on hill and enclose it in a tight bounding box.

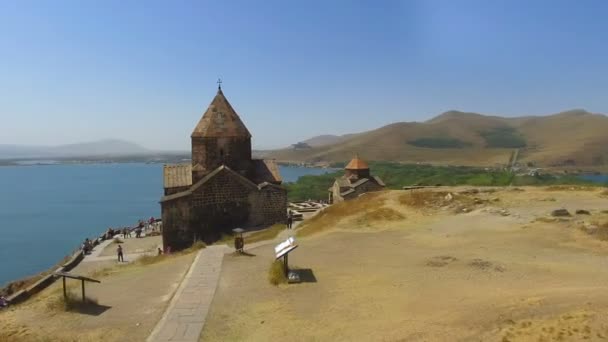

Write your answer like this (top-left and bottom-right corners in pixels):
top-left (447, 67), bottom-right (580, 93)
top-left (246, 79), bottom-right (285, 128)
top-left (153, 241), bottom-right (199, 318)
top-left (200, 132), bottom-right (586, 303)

top-left (480, 127), bottom-right (527, 148)
top-left (407, 137), bottom-right (472, 149)
top-left (285, 162), bottom-right (600, 202)
top-left (286, 171), bottom-right (343, 202)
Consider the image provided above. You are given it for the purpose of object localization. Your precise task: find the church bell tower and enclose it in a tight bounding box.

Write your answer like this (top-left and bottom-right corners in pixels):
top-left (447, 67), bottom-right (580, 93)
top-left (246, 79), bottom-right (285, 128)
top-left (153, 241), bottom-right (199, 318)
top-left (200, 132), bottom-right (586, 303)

top-left (191, 81), bottom-right (253, 183)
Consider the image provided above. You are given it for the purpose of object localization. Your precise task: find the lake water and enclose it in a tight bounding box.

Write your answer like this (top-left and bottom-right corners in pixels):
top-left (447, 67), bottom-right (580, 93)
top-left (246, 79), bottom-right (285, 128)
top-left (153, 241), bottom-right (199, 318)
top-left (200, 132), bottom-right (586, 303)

top-left (578, 174), bottom-right (608, 184)
top-left (0, 163), bottom-right (331, 287)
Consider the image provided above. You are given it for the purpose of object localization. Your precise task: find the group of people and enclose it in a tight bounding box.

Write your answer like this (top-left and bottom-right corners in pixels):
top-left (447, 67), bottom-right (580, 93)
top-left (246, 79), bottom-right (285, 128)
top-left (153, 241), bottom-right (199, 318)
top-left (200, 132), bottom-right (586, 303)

top-left (80, 217), bottom-right (159, 257)
top-left (81, 238), bottom-right (95, 254)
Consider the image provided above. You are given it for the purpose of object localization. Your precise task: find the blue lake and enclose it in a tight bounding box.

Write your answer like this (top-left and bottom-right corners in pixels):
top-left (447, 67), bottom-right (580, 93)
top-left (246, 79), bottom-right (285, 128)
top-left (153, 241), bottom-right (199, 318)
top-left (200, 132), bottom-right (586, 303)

top-left (578, 174), bottom-right (608, 184)
top-left (0, 163), bottom-right (332, 286)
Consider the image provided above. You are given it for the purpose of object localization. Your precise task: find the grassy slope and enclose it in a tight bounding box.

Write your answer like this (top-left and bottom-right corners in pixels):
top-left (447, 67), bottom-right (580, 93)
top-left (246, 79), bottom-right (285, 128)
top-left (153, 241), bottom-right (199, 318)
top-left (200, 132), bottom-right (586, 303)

top-left (270, 110), bottom-right (608, 167)
top-left (286, 162), bottom-right (604, 202)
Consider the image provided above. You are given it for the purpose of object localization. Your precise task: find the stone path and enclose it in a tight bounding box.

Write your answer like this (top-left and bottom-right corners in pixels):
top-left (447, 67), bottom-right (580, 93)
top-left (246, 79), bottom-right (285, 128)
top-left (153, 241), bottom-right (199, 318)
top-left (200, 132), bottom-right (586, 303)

top-left (147, 245), bottom-right (230, 342)
top-left (147, 208), bottom-right (324, 341)
top-left (83, 240), bottom-right (152, 263)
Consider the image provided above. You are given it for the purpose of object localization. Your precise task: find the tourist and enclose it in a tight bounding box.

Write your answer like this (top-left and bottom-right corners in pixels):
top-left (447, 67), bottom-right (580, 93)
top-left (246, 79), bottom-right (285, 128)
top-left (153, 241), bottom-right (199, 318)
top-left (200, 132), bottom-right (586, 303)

top-left (157, 247), bottom-right (163, 255)
top-left (286, 213), bottom-right (293, 229)
top-left (0, 296), bottom-right (7, 308)
top-left (135, 227), bottom-right (142, 238)
top-left (117, 244), bottom-right (124, 262)
top-left (82, 238), bottom-right (92, 254)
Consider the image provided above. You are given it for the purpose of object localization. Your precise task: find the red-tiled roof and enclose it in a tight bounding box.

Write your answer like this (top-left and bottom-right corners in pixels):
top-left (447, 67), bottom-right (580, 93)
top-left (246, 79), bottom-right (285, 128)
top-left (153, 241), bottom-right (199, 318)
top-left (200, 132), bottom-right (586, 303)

top-left (345, 156), bottom-right (369, 170)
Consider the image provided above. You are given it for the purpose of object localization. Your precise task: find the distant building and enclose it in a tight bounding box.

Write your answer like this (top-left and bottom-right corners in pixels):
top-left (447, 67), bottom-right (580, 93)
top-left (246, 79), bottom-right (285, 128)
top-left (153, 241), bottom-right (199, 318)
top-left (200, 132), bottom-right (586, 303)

top-left (160, 85), bottom-right (287, 250)
top-left (328, 155), bottom-right (385, 203)
top-left (291, 142), bottom-right (312, 149)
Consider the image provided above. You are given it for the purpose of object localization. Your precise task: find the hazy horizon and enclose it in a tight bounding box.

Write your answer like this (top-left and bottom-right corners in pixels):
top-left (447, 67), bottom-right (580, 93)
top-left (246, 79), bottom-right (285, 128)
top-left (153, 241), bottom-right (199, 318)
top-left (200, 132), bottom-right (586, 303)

top-left (2, 0), bottom-right (608, 150)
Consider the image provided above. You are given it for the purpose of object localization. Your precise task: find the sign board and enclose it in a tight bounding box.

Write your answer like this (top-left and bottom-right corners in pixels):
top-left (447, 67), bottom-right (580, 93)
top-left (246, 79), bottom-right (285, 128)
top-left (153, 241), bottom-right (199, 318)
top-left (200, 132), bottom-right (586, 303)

top-left (275, 237), bottom-right (298, 259)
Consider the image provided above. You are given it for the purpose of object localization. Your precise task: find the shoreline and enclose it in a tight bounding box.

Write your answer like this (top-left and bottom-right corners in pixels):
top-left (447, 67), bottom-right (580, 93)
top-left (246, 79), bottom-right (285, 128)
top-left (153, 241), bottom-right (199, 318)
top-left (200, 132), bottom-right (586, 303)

top-left (0, 219), bottom-right (161, 305)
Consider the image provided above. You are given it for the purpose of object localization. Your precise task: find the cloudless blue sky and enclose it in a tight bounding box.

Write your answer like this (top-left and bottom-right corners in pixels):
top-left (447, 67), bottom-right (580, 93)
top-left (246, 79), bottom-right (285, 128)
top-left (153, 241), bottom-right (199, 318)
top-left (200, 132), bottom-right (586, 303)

top-left (1, 0), bottom-right (608, 150)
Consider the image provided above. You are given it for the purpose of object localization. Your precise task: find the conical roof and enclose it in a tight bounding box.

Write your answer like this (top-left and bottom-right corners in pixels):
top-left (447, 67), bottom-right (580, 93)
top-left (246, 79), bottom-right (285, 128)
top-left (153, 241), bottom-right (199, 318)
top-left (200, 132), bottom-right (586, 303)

top-left (345, 155), bottom-right (369, 170)
top-left (192, 88), bottom-right (252, 138)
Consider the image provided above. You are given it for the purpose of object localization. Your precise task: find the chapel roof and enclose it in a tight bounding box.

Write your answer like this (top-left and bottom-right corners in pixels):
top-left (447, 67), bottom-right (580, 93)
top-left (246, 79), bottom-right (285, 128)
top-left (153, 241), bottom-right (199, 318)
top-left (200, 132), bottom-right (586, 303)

top-left (191, 87), bottom-right (252, 138)
top-left (163, 164), bottom-right (192, 189)
top-left (252, 159), bottom-right (282, 184)
top-left (345, 155), bottom-right (369, 170)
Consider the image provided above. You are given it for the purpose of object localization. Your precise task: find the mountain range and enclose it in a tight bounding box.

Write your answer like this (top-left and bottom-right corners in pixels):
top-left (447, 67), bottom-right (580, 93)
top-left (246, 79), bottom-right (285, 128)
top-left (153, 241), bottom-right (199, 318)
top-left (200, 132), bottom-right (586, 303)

top-left (0, 139), bottom-right (157, 159)
top-left (268, 109), bottom-right (608, 168)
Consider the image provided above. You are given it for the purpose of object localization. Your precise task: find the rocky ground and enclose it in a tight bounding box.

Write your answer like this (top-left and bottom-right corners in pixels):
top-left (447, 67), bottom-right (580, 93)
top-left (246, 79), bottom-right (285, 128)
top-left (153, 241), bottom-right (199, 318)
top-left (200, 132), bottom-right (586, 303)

top-left (201, 187), bottom-right (608, 341)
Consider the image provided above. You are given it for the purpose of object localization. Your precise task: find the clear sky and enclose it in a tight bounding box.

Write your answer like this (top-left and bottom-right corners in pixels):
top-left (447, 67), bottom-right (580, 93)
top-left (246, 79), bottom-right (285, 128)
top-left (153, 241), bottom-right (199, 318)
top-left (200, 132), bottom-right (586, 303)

top-left (1, 0), bottom-right (608, 150)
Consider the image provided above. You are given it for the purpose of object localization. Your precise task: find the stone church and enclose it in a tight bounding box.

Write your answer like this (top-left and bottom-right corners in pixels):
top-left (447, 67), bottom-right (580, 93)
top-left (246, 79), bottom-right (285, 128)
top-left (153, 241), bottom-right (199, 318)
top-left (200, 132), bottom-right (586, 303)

top-left (160, 85), bottom-right (287, 250)
top-left (328, 155), bottom-right (385, 203)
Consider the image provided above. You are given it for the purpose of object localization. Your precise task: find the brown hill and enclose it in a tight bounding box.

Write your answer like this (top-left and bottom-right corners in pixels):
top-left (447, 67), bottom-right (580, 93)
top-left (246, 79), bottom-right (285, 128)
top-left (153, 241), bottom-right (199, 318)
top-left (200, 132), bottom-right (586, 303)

top-left (269, 109), bottom-right (608, 167)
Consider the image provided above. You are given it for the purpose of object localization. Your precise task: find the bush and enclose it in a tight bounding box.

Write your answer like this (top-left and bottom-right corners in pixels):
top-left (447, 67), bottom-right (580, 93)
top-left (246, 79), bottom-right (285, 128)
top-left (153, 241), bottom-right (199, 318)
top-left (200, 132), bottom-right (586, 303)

top-left (408, 137), bottom-right (471, 149)
top-left (268, 259), bottom-right (287, 286)
top-left (286, 171), bottom-right (342, 202)
top-left (480, 127), bottom-right (526, 148)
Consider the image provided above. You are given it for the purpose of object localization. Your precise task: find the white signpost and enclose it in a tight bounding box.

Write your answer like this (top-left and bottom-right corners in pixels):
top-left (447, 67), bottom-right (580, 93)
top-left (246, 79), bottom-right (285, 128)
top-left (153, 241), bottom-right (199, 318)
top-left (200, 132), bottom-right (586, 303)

top-left (275, 237), bottom-right (298, 277)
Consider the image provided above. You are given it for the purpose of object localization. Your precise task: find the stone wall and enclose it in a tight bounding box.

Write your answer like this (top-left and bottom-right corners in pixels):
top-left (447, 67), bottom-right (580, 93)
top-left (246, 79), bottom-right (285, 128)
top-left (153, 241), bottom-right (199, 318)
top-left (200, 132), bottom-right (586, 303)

top-left (189, 168), bottom-right (254, 242)
top-left (332, 177), bottom-right (384, 202)
top-left (161, 167), bottom-right (287, 250)
top-left (250, 185), bottom-right (288, 226)
top-left (161, 198), bottom-right (191, 250)
top-left (191, 136), bottom-right (252, 182)
top-left (343, 180), bottom-right (384, 200)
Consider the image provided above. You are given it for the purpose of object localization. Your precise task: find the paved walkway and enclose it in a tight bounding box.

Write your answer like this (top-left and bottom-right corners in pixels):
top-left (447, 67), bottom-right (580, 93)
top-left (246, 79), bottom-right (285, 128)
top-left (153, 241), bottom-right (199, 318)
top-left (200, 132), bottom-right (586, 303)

top-left (147, 208), bottom-right (324, 341)
top-left (147, 245), bottom-right (230, 342)
top-left (83, 234), bottom-right (157, 263)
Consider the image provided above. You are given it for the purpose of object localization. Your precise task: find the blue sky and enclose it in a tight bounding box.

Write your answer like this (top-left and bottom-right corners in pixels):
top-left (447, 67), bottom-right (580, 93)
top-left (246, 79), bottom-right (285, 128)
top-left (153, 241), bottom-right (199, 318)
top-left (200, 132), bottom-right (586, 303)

top-left (1, 0), bottom-right (608, 150)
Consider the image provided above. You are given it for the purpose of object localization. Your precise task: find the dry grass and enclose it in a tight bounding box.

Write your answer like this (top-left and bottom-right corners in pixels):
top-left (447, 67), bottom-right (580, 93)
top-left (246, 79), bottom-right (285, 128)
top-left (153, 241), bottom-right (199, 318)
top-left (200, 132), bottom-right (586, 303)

top-left (268, 259), bottom-right (287, 286)
top-left (545, 185), bottom-right (597, 192)
top-left (398, 191), bottom-right (450, 208)
top-left (137, 240), bottom-right (206, 266)
top-left (356, 207), bottom-right (405, 226)
top-left (0, 330), bottom-right (66, 342)
top-left (297, 192), bottom-right (386, 237)
top-left (535, 216), bottom-right (558, 223)
top-left (246, 224), bottom-right (284, 244)
top-left (589, 221), bottom-right (608, 241)
top-left (398, 190), bottom-right (476, 211)
top-left (45, 291), bottom-right (98, 313)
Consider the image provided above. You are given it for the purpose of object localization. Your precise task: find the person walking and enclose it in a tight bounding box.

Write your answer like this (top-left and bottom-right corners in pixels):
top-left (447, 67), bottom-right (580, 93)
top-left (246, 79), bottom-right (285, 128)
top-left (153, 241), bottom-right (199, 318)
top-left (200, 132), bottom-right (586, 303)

top-left (117, 244), bottom-right (124, 262)
top-left (286, 213), bottom-right (293, 229)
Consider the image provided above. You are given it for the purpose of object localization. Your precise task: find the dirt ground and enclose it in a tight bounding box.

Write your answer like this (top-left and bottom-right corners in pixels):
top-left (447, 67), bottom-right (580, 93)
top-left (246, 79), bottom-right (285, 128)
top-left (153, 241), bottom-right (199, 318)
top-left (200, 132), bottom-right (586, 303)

top-left (98, 235), bottom-right (162, 257)
top-left (201, 187), bottom-right (608, 342)
top-left (0, 251), bottom-right (195, 342)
